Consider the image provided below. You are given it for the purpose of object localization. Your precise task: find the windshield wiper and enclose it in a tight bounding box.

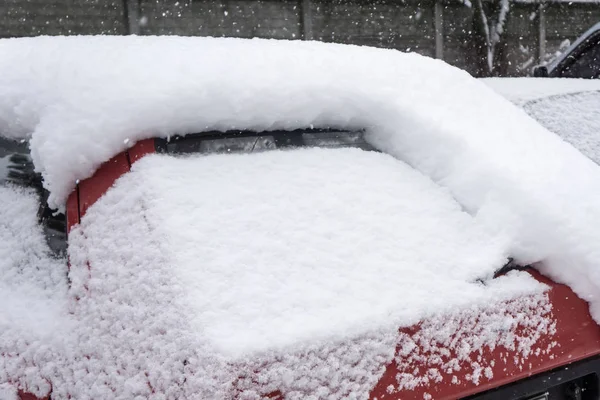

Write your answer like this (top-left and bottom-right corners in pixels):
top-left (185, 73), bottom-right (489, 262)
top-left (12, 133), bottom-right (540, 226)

top-left (493, 258), bottom-right (531, 279)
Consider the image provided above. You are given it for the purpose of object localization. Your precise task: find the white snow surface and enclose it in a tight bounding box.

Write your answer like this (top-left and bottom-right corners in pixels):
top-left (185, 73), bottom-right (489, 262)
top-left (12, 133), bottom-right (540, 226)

top-left (483, 77), bottom-right (600, 104)
top-left (103, 149), bottom-right (513, 355)
top-left (61, 149), bottom-right (548, 398)
top-left (523, 91), bottom-right (600, 164)
top-left (0, 185), bottom-right (71, 398)
top-left (484, 78), bottom-right (600, 164)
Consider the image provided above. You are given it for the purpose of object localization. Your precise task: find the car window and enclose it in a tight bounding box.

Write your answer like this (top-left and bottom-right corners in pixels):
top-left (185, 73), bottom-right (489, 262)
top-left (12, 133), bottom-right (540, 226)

top-left (156, 128), bottom-right (376, 155)
top-left (560, 38), bottom-right (600, 79)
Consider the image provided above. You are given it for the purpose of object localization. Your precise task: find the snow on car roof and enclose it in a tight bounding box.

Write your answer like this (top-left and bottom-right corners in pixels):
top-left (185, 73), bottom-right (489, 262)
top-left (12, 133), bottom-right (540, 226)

top-left (1, 35), bottom-right (600, 397)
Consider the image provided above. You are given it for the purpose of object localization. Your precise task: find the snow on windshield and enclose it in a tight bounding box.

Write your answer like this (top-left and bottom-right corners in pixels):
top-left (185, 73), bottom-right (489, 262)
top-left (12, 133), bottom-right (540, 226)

top-left (62, 148), bottom-right (547, 398)
top-left (112, 149), bottom-right (511, 355)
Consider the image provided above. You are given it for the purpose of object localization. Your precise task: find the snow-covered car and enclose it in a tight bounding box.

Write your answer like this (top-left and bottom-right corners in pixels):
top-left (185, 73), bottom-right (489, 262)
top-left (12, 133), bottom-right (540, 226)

top-left (2, 37), bottom-right (600, 400)
top-left (533, 22), bottom-right (600, 79)
top-left (484, 78), bottom-right (600, 164)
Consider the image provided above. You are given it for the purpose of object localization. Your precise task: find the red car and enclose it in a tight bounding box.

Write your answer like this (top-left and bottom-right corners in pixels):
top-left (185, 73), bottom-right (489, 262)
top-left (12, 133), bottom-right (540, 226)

top-left (2, 36), bottom-right (600, 400)
top-left (4, 129), bottom-right (600, 400)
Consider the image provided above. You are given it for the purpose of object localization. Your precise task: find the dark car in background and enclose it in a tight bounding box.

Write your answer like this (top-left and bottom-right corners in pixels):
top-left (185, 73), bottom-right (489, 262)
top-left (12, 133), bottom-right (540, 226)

top-left (534, 22), bottom-right (600, 79)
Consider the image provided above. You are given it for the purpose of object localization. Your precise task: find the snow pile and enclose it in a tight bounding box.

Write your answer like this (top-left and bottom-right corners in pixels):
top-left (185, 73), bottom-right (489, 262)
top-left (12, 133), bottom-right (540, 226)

top-left (0, 35), bottom-right (504, 209)
top-left (60, 149), bottom-right (548, 399)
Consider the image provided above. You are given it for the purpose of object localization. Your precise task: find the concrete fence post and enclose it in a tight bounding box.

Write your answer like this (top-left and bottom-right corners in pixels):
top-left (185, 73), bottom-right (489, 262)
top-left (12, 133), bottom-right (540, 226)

top-left (124, 0), bottom-right (141, 35)
top-left (300, 0), bottom-right (313, 40)
top-left (434, 0), bottom-right (444, 59)
top-left (538, 2), bottom-right (546, 63)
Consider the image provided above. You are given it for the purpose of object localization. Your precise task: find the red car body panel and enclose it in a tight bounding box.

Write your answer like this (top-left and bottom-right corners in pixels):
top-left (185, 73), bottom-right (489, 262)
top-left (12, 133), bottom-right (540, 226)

top-left (370, 270), bottom-right (600, 400)
top-left (17, 139), bottom-right (600, 399)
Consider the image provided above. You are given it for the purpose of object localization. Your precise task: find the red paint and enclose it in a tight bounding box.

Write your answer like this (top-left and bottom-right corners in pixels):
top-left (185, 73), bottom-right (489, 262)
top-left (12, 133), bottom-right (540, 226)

top-left (65, 188), bottom-right (79, 233)
top-left (18, 390), bottom-right (49, 400)
top-left (127, 138), bottom-right (156, 165)
top-left (77, 153), bottom-right (130, 218)
top-left (66, 139), bottom-right (156, 227)
top-left (369, 269), bottom-right (600, 400)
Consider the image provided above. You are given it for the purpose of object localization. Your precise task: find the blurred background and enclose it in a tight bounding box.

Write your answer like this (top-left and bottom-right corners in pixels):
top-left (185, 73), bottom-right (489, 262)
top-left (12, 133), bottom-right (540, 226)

top-left (1, 0), bottom-right (599, 77)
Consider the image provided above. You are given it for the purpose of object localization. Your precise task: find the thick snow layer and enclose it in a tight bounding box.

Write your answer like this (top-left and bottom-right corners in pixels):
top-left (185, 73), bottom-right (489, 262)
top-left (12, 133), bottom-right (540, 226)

top-left (116, 150), bottom-right (511, 355)
top-left (0, 36), bottom-right (540, 209)
top-left (483, 77), bottom-right (600, 104)
top-left (59, 149), bottom-right (547, 398)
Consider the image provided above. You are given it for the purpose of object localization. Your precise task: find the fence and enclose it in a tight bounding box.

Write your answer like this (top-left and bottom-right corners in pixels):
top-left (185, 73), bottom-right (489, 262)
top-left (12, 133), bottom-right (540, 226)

top-left (1, 0), bottom-right (599, 76)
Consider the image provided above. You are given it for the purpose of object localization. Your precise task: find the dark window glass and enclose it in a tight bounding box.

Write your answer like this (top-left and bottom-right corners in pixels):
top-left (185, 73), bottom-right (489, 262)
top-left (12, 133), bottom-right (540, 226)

top-left (561, 39), bottom-right (600, 79)
top-left (0, 137), bottom-right (67, 257)
top-left (157, 128), bottom-right (376, 155)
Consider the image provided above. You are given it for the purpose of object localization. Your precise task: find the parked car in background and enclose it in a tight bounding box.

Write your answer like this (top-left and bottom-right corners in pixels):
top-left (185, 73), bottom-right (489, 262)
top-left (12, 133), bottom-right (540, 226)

top-left (534, 22), bottom-right (600, 79)
top-left (484, 78), bottom-right (600, 163)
